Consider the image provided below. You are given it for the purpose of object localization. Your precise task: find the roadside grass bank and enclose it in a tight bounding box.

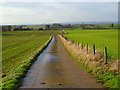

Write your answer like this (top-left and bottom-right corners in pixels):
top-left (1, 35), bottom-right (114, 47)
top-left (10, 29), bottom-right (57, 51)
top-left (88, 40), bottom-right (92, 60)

top-left (2, 31), bottom-right (58, 90)
top-left (58, 35), bottom-right (119, 88)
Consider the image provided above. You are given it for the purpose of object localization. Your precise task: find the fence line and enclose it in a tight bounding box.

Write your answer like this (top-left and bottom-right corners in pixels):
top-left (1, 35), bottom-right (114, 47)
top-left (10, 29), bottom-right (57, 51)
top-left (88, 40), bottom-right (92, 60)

top-left (62, 35), bottom-right (108, 64)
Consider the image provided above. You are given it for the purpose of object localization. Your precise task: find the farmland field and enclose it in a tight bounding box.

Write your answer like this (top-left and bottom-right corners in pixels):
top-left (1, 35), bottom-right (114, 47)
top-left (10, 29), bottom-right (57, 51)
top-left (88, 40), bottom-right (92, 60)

top-left (2, 30), bottom-right (58, 89)
top-left (64, 29), bottom-right (118, 59)
top-left (1, 29), bottom-right (119, 89)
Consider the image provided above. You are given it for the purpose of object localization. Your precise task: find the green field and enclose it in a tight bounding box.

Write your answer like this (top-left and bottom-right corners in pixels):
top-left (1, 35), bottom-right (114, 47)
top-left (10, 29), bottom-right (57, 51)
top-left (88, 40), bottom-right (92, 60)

top-left (64, 29), bottom-right (118, 59)
top-left (2, 30), bottom-right (57, 89)
top-left (1, 29), bottom-right (119, 89)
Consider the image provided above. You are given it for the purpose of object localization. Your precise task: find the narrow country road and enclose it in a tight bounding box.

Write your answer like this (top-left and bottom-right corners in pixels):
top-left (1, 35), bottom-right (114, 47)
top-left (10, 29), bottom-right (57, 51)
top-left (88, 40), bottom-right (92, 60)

top-left (19, 36), bottom-right (104, 89)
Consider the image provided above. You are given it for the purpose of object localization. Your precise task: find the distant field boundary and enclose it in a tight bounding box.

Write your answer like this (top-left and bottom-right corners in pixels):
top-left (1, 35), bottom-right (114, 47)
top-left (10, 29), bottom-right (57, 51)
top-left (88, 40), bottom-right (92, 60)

top-left (59, 34), bottom-right (119, 88)
top-left (2, 36), bottom-right (53, 90)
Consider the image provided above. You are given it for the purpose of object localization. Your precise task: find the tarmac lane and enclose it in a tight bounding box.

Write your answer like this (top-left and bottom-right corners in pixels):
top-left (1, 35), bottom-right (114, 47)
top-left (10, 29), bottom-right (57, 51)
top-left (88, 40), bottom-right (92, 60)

top-left (19, 36), bottom-right (104, 89)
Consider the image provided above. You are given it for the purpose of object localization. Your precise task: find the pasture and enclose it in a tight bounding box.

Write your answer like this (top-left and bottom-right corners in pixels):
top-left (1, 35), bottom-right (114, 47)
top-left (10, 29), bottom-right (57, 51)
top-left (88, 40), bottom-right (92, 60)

top-left (64, 29), bottom-right (118, 59)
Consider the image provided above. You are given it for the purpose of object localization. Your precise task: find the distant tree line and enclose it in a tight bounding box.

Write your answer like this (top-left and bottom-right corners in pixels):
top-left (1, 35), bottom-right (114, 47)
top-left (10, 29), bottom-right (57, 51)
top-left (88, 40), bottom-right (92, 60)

top-left (1, 23), bottom-right (119, 31)
top-left (2, 25), bottom-right (33, 31)
top-left (80, 23), bottom-right (119, 29)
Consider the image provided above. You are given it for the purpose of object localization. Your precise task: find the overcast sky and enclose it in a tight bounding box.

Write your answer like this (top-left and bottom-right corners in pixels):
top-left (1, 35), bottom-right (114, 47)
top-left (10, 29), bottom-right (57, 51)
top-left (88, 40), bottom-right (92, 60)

top-left (0, 1), bottom-right (118, 25)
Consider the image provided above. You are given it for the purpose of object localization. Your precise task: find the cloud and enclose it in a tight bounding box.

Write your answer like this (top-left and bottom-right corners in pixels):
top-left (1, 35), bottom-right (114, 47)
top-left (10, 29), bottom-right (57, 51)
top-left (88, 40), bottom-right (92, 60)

top-left (0, 2), bottom-right (118, 25)
top-left (0, 0), bottom-right (119, 2)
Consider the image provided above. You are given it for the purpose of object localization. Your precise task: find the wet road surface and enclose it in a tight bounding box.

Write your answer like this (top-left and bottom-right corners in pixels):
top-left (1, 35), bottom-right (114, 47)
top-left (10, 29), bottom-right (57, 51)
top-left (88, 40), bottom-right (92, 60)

top-left (19, 36), bottom-right (104, 88)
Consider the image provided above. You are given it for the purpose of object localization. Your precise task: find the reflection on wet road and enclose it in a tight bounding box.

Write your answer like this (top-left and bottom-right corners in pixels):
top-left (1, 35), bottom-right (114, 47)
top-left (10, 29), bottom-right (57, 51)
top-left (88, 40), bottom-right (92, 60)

top-left (19, 36), bottom-right (104, 88)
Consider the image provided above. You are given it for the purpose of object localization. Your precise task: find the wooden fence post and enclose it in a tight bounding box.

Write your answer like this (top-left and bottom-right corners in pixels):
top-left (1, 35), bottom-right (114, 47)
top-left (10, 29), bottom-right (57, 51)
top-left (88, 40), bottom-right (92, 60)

top-left (104, 47), bottom-right (108, 64)
top-left (93, 44), bottom-right (95, 55)
top-left (86, 43), bottom-right (88, 54)
top-left (81, 43), bottom-right (83, 49)
top-left (72, 41), bottom-right (74, 44)
top-left (78, 42), bottom-right (79, 46)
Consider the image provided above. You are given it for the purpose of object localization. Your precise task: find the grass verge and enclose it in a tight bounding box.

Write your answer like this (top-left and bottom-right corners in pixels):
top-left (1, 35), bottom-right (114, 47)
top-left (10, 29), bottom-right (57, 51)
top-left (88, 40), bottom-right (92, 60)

top-left (59, 35), bottom-right (119, 89)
